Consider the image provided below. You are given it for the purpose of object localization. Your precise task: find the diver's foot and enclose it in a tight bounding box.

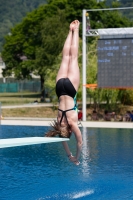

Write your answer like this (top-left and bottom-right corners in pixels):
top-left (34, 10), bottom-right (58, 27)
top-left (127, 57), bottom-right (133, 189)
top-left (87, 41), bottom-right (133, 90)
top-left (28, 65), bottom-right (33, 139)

top-left (73, 20), bottom-right (80, 31)
top-left (70, 20), bottom-right (76, 31)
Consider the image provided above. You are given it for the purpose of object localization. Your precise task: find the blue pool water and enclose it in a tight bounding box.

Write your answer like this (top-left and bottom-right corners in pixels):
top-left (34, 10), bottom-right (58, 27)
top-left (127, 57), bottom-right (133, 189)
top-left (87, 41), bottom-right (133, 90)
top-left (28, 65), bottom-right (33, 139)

top-left (0, 125), bottom-right (133, 200)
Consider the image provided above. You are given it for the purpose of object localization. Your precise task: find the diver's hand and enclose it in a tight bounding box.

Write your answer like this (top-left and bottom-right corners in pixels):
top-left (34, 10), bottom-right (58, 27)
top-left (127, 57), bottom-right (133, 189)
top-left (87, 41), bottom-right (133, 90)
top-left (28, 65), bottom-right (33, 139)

top-left (69, 155), bottom-right (80, 166)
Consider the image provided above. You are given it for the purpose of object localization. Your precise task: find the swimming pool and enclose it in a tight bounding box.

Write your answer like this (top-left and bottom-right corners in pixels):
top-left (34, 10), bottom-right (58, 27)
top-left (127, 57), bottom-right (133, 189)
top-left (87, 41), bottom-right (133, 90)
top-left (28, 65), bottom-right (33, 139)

top-left (0, 125), bottom-right (133, 200)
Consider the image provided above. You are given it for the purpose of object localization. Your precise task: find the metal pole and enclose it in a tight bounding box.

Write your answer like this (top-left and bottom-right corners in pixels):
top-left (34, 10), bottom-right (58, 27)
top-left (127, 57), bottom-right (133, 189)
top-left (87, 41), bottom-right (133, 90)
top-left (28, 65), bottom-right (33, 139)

top-left (82, 9), bottom-right (87, 121)
top-left (86, 6), bottom-right (133, 12)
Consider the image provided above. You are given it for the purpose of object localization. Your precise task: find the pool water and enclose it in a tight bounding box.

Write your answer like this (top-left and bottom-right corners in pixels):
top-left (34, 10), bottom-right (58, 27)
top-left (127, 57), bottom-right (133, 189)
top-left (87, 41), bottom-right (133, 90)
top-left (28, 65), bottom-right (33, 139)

top-left (0, 125), bottom-right (133, 200)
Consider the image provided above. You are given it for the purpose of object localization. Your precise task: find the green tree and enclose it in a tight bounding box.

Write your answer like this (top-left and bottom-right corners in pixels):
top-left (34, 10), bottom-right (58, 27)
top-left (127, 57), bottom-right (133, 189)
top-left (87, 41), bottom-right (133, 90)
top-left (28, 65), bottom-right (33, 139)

top-left (34, 13), bottom-right (69, 95)
top-left (2, 10), bottom-right (68, 96)
top-left (0, 0), bottom-right (47, 51)
top-left (2, 0), bottom-right (133, 98)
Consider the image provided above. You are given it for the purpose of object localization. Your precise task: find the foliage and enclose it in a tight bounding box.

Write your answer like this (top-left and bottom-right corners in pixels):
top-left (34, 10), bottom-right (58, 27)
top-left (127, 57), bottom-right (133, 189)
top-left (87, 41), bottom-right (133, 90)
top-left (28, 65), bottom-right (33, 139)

top-left (106, 0), bottom-right (133, 20)
top-left (0, 0), bottom-right (131, 51)
top-left (2, 10), bottom-right (68, 95)
top-left (2, 0), bottom-right (133, 101)
top-left (117, 90), bottom-right (133, 105)
top-left (0, 0), bottom-right (47, 51)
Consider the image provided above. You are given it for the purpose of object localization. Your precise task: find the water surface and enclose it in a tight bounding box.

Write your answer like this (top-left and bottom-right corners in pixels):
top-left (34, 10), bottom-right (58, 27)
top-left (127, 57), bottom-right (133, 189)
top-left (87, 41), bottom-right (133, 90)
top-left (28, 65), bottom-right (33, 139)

top-left (0, 125), bottom-right (133, 200)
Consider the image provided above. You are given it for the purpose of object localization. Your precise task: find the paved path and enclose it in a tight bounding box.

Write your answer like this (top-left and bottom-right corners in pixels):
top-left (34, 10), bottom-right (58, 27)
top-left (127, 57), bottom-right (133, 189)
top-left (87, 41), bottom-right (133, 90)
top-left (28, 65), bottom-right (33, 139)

top-left (1, 103), bottom-right (54, 109)
top-left (1, 118), bottom-right (133, 129)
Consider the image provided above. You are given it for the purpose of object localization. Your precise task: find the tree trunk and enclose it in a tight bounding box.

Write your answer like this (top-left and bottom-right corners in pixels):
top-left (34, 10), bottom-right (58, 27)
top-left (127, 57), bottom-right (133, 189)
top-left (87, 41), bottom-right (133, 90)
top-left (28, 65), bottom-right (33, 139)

top-left (40, 75), bottom-right (45, 97)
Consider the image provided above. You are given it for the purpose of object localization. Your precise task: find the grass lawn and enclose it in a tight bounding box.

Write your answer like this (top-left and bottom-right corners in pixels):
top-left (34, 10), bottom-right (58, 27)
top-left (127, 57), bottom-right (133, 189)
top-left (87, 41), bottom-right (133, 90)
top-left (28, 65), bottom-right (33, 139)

top-left (0, 92), bottom-right (57, 118)
top-left (2, 107), bottom-right (57, 118)
top-left (1, 92), bottom-right (133, 120)
top-left (2, 104), bottom-right (133, 121)
top-left (0, 92), bottom-right (41, 105)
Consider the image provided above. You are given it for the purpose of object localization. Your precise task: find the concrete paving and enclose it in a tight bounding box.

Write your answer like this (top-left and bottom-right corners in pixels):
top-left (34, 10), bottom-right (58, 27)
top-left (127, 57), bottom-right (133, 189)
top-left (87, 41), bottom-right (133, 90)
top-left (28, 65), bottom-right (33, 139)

top-left (1, 118), bottom-right (133, 129)
top-left (2, 103), bottom-right (53, 109)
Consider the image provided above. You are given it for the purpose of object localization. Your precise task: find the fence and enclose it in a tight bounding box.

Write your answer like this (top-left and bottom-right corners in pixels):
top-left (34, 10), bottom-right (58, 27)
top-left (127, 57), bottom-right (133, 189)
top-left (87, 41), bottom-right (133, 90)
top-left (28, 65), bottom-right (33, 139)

top-left (0, 80), bottom-right (41, 93)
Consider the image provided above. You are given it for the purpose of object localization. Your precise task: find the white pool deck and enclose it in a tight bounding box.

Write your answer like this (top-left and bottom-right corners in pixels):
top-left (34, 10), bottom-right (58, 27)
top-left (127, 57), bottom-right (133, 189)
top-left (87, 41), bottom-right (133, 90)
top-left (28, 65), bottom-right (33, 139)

top-left (1, 117), bottom-right (133, 129)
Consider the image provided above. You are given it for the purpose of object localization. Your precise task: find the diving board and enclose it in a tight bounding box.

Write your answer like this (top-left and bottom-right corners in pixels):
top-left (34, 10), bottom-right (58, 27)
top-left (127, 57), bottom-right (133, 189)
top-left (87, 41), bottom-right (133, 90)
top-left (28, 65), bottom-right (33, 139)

top-left (0, 137), bottom-right (69, 148)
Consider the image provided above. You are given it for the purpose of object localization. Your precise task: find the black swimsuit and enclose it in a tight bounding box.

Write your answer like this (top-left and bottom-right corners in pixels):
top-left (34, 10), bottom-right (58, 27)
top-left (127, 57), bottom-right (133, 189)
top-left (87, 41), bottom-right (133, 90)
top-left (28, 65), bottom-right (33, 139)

top-left (56, 78), bottom-right (78, 125)
top-left (56, 78), bottom-right (76, 99)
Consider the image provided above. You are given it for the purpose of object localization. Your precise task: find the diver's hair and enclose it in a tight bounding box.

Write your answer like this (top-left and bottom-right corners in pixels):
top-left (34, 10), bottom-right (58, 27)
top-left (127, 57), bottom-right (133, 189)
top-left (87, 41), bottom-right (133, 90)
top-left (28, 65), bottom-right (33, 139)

top-left (45, 120), bottom-right (71, 138)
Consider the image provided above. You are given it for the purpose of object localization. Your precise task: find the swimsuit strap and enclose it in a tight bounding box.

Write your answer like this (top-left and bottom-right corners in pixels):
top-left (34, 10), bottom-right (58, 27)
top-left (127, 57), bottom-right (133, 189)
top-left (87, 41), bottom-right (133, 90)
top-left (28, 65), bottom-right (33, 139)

top-left (58, 93), bottom-right (78, 125)
top-left (58, 108), bottom-right (74, 126)
top-left (73, 93), bottom-right (78, 112)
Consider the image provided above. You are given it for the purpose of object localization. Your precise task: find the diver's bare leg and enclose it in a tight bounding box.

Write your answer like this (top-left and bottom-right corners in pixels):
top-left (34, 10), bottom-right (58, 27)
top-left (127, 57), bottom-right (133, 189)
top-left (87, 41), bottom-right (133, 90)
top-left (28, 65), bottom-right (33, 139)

top-left (68, 20), bottom-right (80, 91)
top-left (56, 21), bottom-right (75, 82)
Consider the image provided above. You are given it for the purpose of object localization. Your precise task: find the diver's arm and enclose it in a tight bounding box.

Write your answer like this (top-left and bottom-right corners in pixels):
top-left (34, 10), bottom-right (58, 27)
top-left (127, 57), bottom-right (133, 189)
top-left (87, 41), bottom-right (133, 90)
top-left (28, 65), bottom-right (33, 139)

top-left (62, 123), bottom-right (82, 165)
top-left (62, 141), bottom-right (72, 157)
top-left (71, 123), bottom-right (82, 160)
top-left (62, 140), bottom-right (80, 165)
